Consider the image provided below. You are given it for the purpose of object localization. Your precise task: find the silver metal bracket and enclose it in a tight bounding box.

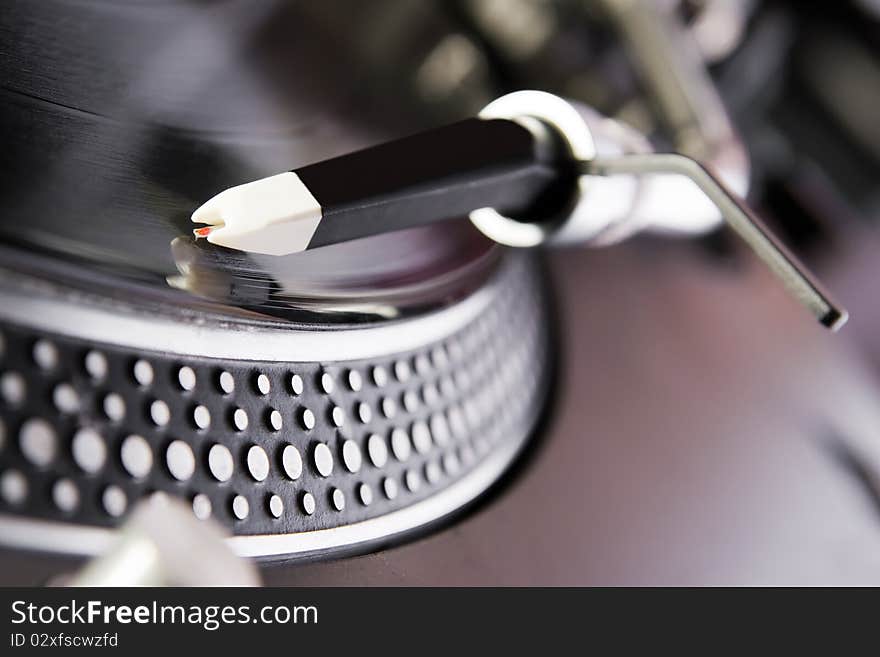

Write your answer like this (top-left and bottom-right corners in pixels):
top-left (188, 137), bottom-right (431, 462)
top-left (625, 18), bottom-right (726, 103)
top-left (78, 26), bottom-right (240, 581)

top-left (587, 153), bottom-right (848, 331)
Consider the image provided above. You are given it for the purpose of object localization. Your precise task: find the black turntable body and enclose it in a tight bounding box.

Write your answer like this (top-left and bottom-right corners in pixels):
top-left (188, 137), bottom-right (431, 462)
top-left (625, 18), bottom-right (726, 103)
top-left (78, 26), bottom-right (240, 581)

top-left (3, 1), bottom-right (880, 585)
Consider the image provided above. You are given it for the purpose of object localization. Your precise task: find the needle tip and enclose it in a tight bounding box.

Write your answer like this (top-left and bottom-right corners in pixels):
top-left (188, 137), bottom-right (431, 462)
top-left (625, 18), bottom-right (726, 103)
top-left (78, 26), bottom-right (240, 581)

top-left (189, 172), bottom-right (322, 256)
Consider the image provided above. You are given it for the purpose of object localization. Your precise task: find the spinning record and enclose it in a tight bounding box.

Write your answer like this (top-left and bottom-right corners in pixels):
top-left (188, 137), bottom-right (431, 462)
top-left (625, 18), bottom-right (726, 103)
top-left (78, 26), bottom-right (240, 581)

top-left (0, 0), bottom-right (499, 321)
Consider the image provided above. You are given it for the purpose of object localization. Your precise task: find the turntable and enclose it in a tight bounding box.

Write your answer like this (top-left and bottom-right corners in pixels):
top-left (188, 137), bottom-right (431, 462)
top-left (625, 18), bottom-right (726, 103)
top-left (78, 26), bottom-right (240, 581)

top-left (3, 0), bottom-right (880, 586)
top-left (0, 0), bottom-right (555, 562)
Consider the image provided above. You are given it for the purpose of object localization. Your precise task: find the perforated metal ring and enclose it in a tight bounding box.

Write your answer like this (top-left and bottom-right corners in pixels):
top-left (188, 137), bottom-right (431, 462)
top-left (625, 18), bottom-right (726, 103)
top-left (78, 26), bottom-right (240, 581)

top-left (0, 253), bottom-right (553, 560)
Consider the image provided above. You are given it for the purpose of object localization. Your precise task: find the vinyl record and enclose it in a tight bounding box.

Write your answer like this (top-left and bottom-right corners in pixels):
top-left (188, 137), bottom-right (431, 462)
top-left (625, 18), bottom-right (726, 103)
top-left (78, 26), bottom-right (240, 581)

top-left (0, 0), bottom-right (499, 321)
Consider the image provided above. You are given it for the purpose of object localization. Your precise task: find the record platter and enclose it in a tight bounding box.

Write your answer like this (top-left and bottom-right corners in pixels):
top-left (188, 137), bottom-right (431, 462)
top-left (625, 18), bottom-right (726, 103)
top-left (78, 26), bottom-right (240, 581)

top-left (0, 1), bottom-right (555, 561)
top-left (3, 0), bottom-right (880, 586)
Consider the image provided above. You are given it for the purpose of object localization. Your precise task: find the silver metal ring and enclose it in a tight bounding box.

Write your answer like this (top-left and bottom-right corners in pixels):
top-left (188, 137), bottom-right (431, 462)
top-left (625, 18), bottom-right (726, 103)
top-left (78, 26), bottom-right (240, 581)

top-left (0, 264), bottom-right (503, 363)
top-left (0, 252), bottom-right (553, 559)
top-left (470, 90), bottom-right (597, 247)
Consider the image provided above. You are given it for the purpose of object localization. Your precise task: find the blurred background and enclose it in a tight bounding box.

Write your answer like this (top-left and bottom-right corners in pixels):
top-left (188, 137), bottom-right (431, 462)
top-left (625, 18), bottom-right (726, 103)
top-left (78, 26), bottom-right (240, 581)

top-left (3, 0), bottom-right (880, 584)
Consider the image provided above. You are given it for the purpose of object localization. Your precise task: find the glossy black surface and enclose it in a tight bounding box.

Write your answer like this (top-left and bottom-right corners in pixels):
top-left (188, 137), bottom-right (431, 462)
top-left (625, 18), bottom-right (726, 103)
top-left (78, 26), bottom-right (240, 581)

top-left (300, 117), bottom-right (574, 249)
top-left (0, 0), bottom-right (498, 321)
